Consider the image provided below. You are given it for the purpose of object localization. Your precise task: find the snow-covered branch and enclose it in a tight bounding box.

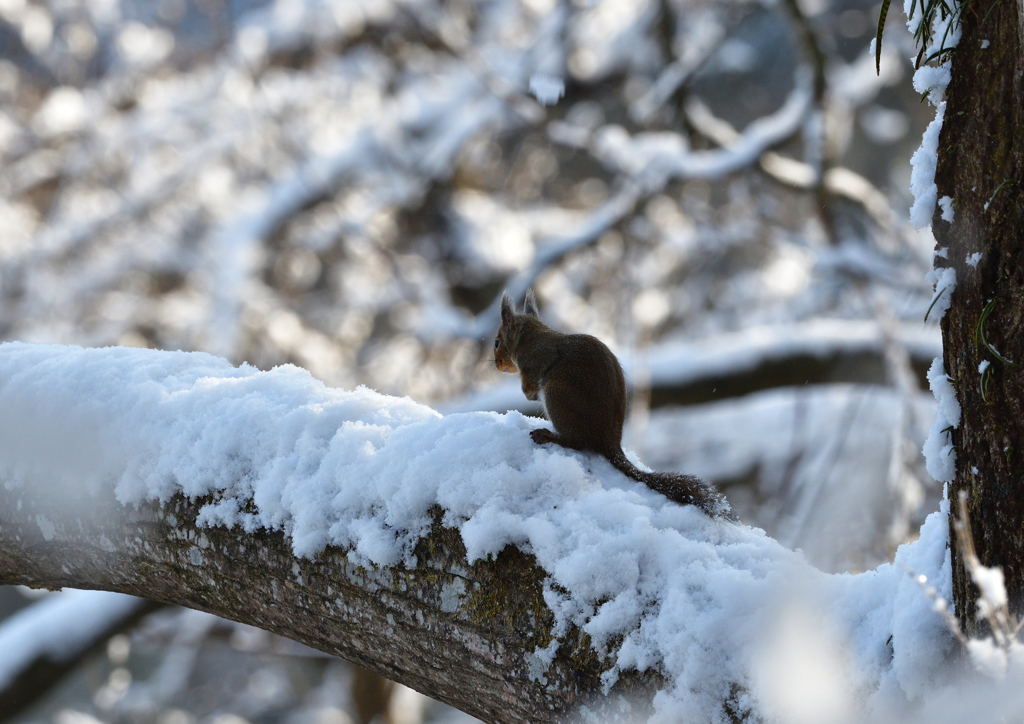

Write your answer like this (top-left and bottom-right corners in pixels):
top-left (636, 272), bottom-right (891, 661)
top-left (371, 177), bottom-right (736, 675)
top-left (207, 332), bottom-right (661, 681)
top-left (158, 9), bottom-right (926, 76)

top-left (684, 95), bottom-right (905, 235)
top-left (0, 343), bottom-right (661, 723)
top-left (433, 183), bottom-right (643, 341)
top-left (434, 73), bottom-right (815, 342)
top-left (0, 343), bottom-right (972, 723)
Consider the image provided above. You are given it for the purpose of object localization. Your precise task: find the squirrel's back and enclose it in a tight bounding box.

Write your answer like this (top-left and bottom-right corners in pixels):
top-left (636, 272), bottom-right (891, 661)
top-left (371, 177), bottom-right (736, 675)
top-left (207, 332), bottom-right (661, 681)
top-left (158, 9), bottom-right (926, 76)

top-left (531, 333), bottom-right (626, 457)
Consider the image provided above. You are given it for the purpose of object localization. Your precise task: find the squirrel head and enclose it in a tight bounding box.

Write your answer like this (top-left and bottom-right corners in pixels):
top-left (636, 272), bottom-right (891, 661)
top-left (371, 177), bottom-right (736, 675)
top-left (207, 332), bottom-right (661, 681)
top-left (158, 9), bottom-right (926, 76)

top-left (494, 290), bottom-right (541, 373)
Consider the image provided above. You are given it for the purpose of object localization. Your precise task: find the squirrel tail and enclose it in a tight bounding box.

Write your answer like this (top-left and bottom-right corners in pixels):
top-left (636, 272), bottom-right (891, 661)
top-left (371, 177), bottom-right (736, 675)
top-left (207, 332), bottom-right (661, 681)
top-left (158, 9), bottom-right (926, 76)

top-left (608, 451), bottom-right (737, 521)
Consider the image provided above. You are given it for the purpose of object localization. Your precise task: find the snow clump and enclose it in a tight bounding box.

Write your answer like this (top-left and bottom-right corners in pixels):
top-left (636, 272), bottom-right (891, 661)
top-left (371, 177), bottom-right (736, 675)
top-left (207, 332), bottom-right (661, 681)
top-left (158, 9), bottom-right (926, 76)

top-left (923, 358), bottom-right (960, 483)
top-left (939, 195), bottom-right (955, 222)
top-left (905, 0), bottom-right (961, 229)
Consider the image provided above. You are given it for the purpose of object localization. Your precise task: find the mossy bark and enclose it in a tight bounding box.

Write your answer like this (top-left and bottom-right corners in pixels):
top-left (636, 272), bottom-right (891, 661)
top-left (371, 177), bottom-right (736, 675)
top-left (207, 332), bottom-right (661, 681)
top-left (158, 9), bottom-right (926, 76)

top-left (932, 0), bottom-right (1024, 630)
top-left (0, 481), bottom-right (659, 723)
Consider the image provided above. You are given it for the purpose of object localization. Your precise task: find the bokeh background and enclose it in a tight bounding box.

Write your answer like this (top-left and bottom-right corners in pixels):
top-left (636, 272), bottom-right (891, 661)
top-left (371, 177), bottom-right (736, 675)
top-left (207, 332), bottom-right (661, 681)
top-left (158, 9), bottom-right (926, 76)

top-left (0, 0), bottom-right (943, 721)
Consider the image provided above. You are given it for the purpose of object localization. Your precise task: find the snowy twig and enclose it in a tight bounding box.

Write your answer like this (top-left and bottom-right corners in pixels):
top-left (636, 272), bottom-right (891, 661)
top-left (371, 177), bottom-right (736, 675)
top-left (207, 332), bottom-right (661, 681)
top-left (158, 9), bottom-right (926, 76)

top-left (684, 96), bottom-right (914, 247)
top-left (452, 182), bottom-right (643, 340)
top-left (433, 73), bottom-right (813, 342)
top-left (628, 10), bottom-right (726, 124)
top-left (601, 69), bottom-right (813, 186)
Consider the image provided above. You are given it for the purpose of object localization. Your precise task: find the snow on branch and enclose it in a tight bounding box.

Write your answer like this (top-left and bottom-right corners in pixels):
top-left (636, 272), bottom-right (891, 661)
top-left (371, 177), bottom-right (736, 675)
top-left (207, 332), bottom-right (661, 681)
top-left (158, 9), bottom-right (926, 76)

top-left (592, 68), bottom-right (813, 188)
top-left (684, 96), bottom-right (913, 243)
top-left (433, 183), bottom-right (643, 340)
top-left (0, 591), bottom-right (138, 689)
top-left (0, 343), bottom-right (974, 722)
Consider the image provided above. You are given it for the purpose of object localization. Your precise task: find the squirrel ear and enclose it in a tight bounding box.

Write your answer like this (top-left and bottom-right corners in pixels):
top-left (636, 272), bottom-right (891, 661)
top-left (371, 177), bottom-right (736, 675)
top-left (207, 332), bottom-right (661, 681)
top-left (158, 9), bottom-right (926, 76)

top-left (500, 292), bottom-right (515, 328)
top-left (523, 289), bottom-right (540, 317)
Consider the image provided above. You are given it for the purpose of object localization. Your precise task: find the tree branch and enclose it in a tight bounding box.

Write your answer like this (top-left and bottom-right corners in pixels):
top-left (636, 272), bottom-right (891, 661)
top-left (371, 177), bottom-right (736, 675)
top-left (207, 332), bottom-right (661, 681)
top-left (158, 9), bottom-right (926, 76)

top-left (0, 342), bottom-right (962, 722)
top-left (433, 72), bottom-right (814, 342)
top-left (0, 482), bottom-right (654, 724)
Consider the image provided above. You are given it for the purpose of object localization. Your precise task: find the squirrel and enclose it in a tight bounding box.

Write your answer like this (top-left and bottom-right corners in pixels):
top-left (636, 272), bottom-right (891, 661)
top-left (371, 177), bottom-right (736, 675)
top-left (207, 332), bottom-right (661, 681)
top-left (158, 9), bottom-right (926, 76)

top-left (493, 290), bottom-right (735, 521)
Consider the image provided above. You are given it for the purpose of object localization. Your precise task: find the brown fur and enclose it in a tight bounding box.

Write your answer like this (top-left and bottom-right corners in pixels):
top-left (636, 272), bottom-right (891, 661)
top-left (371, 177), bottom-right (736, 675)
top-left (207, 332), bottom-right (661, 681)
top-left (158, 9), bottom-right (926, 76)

top-left (494, 291), bottom-right (735, 520)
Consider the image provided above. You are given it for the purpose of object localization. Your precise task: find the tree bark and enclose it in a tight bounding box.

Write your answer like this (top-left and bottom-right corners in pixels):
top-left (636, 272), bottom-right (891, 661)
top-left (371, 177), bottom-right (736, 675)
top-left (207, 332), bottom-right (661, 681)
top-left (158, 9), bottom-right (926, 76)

top-left (0, 481), bottom-right (658, 724)
top-left (933, 0), bottom-right (1024, 629)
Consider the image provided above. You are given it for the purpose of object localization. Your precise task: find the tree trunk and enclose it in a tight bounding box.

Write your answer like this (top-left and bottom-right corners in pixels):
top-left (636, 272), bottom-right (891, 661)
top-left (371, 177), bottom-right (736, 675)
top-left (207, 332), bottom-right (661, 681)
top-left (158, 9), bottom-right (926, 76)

top-left (933, 0), bottom-right (1024, 630)
top-left (0, 482), bottom-right (658, 724)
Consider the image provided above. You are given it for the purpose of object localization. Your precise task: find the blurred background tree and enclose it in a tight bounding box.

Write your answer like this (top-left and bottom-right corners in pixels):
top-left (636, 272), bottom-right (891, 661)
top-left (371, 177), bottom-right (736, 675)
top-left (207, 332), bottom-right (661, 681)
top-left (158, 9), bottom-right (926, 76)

top-left (0, 0), bottom-right (945, 721)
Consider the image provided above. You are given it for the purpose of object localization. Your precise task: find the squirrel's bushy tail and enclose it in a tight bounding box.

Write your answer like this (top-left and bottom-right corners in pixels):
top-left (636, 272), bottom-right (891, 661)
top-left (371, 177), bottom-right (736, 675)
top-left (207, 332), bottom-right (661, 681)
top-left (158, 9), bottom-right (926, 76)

top-left (608, 451), bottom-right (737, 521)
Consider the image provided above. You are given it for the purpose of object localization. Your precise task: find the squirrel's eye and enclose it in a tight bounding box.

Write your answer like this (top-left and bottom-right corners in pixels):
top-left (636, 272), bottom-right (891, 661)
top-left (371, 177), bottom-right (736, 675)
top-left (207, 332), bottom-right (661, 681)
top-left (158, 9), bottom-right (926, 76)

top-left (494, 339), bottom-right (499, 348)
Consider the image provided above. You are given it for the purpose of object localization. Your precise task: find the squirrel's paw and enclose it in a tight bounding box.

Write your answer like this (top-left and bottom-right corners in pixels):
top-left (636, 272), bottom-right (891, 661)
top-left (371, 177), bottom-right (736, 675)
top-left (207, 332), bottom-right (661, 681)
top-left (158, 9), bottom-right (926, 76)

top-left (530, 428), bottom-right (558, 445)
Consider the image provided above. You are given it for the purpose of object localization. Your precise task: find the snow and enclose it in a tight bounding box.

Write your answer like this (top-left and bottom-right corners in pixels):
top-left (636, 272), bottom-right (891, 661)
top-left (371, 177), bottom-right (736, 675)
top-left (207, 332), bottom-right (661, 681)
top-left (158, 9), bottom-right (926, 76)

top-left (0, 342), bottom-right (978, 721)
top-left (904, 0), bottom-right (961, 230)
top-left (870, 496), bottom-right (955, 700)
top-left (909, 107), bottom-right (945, 230)
top-left (967, 252), bottom-right (983, 267)
top-left (0, 590), bottom-right (143, 689)
top-left (979, 360), bottom-right (991, 374)
top-left (972, 564), bottom-right (1008, 614)
top-left (925, 266), bottom-right (956, 322)
top-left (528, 74), bottom-right (565, 105)
top-left (929, 357), bottom-right (961, 433)
top-left (923, 358), bottom-right (960, 483)
top-left (967, 638), bottom-right (1008, 678)
top-left (593, 71), bottom-right (813, 186)
top-left (938, 195), bottom-right (954, 222)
